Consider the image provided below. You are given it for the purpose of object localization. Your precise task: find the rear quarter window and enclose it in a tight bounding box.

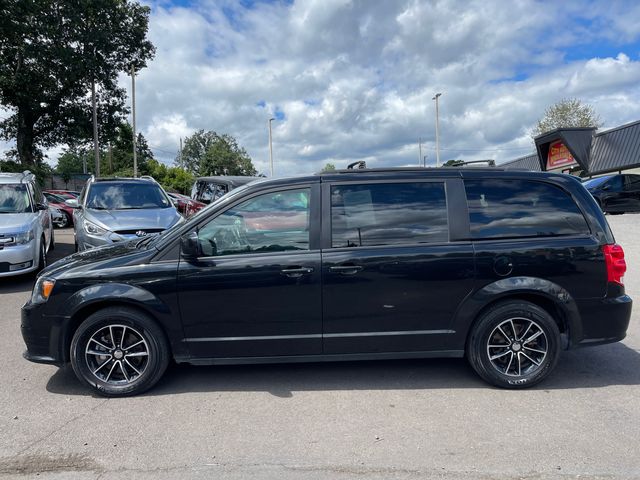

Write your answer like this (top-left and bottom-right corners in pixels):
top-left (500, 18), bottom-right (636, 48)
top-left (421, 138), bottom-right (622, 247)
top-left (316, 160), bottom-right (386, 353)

top-left (464, 179), bottom-right (590, 239)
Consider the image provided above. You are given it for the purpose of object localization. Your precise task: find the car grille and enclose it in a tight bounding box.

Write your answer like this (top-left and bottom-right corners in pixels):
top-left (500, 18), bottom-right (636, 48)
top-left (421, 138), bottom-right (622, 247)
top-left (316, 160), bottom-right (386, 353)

top-left (113, 229), bottom-right (164, 236)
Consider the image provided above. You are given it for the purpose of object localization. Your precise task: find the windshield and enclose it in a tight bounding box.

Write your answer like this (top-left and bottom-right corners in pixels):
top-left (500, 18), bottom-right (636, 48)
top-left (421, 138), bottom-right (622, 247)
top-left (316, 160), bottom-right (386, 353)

top-left (44, 192), bottom-right (66, 204)
top-left (195, 180), bottom-right (229, 204)
top-left (0, 184), bottom-right (31, 213)
top-left (86, 182), bottom-right (171, 210)
top-left (582, 175), bottom-right (613, 188)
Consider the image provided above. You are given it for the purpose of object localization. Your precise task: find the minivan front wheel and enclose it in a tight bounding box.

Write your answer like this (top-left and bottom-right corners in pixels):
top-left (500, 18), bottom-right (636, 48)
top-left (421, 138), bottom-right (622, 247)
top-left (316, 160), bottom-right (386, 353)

top-left (467, 301), bottom-right (561, 389)
top-left (70, 307), bottom-right (169, 397)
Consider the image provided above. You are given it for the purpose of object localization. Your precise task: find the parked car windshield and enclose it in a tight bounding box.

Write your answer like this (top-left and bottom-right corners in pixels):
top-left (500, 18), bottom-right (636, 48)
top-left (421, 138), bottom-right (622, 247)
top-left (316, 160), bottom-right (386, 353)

top-left (582, 175), bottom-right (613, 188)
top-left (0, 184), bottom-right (31, 213)
top-left (86, 182), bottom-right (171, 210)
top-left (44, 192), bottom-right (66, 204)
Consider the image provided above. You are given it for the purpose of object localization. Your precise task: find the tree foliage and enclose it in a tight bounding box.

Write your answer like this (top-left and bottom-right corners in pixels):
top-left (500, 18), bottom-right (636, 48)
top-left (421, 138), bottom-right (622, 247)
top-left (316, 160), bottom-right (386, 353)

top-left (177, 130), bottom-right (257, 177)
top-left (0, 0), bottom-right (155, 167)
top-left (442, 159), bottom-right (464, 166)
top-left (321, 162), bottom-right (336, 172)
top-left (532, 98), bottom-right (603, 138)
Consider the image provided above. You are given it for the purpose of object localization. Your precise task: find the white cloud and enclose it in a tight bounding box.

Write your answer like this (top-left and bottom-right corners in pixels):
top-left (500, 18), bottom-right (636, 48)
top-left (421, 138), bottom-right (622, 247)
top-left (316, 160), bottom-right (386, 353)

top-left (5, 0), bottom-right (640, 174)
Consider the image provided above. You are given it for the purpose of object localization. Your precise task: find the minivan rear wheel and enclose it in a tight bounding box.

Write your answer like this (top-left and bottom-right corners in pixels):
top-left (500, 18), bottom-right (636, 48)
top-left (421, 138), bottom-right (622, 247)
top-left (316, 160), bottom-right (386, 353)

top-left (467, 301), bottom-right (561, 389)
top-left (70, 307), bottom-right (170, 397)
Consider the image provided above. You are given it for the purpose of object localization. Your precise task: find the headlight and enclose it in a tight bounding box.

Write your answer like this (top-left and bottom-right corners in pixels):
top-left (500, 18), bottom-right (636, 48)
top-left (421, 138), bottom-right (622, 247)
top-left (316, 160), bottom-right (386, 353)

top-left (31, 277), bottom-right (56, 304)
top-left (83, 219), bottom-right (108, 236)
top-left (14, 230), bottom-right (35, 244)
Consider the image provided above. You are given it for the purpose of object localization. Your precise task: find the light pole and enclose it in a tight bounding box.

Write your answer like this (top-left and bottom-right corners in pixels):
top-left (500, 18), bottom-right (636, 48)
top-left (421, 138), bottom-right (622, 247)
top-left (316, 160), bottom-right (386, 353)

top-left (432, 92), bottom-right (442, 167)
top-left (131, 65), bottom-right (137, 178)
top-left (268, 117), bottom-right (275, 177)
top-left (418, 137), bottom-right (422, 167)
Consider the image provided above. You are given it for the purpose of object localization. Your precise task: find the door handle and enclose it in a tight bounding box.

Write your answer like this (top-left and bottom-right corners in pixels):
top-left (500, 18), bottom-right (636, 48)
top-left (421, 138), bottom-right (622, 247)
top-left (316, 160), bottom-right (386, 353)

top-left (329, 265), bottom-right (363, 275)
top-left (280, 266), bottom-right (314, 278)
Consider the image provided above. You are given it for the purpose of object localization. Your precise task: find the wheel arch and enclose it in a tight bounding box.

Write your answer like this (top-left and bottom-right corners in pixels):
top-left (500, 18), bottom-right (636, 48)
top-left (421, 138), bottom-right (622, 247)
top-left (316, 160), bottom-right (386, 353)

top-left (452, 277), bottom-right (583, 351)
top-left (61, 284), bottom-right (180, 363)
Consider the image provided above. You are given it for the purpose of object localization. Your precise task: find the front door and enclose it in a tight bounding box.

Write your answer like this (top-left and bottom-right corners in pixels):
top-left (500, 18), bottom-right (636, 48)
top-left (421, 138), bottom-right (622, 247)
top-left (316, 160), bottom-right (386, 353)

top-left (321, 179), bottom-right (475, 354)
top-left (178, 184), bottom-right (322, 358)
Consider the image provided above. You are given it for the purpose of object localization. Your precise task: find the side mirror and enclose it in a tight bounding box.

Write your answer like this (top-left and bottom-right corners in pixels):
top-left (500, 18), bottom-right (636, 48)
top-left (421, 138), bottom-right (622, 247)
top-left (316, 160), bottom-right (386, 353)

top-left (181, 232), bottom-right (201, 258)
top-left (65, 198), bottom-right (80, 208)
top-left (35, 203), bottom-right (48, 211)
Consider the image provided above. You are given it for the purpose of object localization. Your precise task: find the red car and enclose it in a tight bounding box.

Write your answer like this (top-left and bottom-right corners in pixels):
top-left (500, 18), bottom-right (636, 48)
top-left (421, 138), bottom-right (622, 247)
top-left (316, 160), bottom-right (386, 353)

top-left (43, 192), bottom-right (74, 228)
top-left (166, 192), bottom-right (190, 216)
top-left (44, 189), bottom-right (80, 200)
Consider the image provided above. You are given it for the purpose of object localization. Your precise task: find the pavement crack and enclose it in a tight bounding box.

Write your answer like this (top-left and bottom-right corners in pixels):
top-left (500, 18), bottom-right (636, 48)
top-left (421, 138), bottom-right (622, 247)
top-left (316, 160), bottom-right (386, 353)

top-left (15, 398), bottom-right (110, 456)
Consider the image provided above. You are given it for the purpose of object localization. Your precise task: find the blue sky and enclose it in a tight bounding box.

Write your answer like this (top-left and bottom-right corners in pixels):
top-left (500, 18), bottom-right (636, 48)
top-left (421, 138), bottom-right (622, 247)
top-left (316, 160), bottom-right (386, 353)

top-left (4, 0), bottom-right (640, 175)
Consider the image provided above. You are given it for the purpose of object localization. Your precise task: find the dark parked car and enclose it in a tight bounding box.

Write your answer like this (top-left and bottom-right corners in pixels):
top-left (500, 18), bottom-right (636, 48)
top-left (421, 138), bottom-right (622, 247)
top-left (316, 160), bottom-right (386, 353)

top-left (185, 175), bottom-right (259, 217)
top-left (583, 173), bottom-right (640, 214)
top-left (22, 168), bottom-right (631, 396)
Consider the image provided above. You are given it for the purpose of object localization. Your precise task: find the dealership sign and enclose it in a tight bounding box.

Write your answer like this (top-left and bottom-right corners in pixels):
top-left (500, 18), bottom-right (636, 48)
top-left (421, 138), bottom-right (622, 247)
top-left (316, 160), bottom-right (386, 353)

top-left (547, 141), bottom-right (576, 169)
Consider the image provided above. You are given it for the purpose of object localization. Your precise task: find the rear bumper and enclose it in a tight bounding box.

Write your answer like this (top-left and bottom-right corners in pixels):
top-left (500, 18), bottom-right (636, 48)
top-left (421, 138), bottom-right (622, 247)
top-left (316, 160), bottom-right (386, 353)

top-left (572, 294), bottom-right (632, 348)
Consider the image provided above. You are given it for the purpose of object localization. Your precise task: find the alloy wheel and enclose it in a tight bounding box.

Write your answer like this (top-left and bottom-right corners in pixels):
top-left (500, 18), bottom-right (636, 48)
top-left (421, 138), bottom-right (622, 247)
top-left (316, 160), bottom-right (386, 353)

top-left (486, 317), bottom-right (548, 377)
top-left (85, 324), bottom-right (150, 385)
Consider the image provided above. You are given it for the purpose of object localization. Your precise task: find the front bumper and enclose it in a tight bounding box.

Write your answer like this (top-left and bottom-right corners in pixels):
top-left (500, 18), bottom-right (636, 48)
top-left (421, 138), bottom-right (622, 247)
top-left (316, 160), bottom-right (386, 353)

top-left (21, 300), bottom-right (68, 365)
top-left (0, 240), bottom-right (38, 277)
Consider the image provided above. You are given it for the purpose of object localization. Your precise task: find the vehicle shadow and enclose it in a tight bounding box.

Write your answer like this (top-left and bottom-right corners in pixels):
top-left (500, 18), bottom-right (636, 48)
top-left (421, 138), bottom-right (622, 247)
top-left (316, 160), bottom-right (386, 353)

top-left (45, 341), bottom-right (640, 398)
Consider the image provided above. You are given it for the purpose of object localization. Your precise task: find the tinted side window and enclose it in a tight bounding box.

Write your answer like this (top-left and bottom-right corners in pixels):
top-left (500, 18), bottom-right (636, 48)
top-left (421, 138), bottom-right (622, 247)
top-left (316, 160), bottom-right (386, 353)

top-left (198, 188), bottom-right (310, 256)
top-left (605, 175), bottom-right (623, 191)
top-left (465, 179), bottom-right (589, 239)
top-left (624, 175), bottom-right (640, 191)
top-left (331, 182), bottom-right (448, 248)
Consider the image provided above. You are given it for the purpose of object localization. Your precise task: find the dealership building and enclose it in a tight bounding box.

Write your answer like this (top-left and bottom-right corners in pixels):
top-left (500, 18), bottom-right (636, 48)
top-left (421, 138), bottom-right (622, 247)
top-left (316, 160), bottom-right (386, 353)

top-left (501, 119), bottom-right (640, 177)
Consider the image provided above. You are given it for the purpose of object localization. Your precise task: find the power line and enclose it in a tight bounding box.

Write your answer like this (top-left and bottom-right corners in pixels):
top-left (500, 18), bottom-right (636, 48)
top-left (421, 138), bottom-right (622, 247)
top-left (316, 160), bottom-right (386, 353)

top-left (421, 145), bottom-right (533, 152)
top-left (148, 144), bottom-right (178, 155)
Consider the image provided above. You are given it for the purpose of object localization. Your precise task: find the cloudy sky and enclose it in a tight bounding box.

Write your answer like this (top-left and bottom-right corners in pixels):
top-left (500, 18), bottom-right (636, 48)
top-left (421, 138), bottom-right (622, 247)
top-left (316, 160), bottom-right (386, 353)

top-left (6, 0), bottom-right (640, 175)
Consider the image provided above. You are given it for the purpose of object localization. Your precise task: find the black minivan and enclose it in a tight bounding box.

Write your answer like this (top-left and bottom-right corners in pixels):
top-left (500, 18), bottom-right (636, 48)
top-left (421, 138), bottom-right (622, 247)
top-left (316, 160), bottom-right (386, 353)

top-left (22, 168), bottom-right (631, 396)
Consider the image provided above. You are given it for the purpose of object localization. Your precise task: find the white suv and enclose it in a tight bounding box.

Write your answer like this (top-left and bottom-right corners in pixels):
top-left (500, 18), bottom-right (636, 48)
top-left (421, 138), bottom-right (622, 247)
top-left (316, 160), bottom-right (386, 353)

top-left (0, 171), bottom-right (54, 277)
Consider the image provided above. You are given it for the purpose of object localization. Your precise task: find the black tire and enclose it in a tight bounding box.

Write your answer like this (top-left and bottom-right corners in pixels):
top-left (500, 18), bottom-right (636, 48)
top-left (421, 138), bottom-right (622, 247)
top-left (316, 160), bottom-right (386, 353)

top-left (55, 212), bottom-right (70, 229)
top-left (36, 238), bottom-right (46, 273)
top-left (49, 228), bottom-right (55, 251)
top-left (466, 300), bottom-right (561, 389)
top-left (70, 307), bottom-right (170, 397)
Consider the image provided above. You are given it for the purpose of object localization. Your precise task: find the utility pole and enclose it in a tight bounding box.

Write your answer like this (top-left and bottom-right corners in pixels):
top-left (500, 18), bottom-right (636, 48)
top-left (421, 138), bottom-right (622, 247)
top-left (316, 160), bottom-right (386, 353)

top-left (423, 155), bottom-right (427, 167)
top-left (108, 144), bottom-right (113, 175)
top-left (268, 117), bottom-right (275, 177)
top-left (91, 80), bottom-right (100, 177)
top-left (179, 137), bottom-right (183, 169)
top-left (418, 137), bottom-right (422, 167)
top-left (131, 65), bottom-right (137, 178)
top-left (433, 93), bottom-right (442, 167)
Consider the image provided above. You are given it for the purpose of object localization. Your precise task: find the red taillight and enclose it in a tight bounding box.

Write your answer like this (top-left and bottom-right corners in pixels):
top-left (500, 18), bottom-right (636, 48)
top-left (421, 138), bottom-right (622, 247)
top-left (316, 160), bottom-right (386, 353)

top-left (603, 244), bottom-right (626, 285)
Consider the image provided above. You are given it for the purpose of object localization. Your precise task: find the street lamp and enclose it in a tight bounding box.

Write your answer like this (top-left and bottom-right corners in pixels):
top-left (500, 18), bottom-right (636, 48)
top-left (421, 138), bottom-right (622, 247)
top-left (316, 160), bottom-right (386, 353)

top-left (432, 93), bottom-right (442, 167)
top-left (268, 117), bottom-right (275, 177)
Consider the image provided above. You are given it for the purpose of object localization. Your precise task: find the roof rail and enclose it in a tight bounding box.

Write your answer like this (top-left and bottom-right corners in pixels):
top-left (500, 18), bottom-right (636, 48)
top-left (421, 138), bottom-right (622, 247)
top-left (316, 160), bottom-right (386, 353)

top-left (139, 175), bottom-right (158, 184)
top-left (347, 160), bottom-right (367, 170)
top-left (442, 159), bottom-right (496, 167)
top-left (20, 170), bottom-right (34, 183)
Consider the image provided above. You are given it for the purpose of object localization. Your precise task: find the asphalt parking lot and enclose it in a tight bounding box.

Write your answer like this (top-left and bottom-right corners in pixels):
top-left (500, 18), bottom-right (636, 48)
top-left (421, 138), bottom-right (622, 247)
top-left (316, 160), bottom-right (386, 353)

top-left (1, 222), bottom-right (639, 480)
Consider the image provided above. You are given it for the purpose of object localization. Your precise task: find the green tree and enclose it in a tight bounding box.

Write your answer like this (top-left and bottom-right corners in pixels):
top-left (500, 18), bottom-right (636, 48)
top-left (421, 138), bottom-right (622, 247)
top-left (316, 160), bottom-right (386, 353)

top-left (56, 149), bottom-right (86, 182)
top-left (177, 130), bottom-right (257, 176)
top-left (321, 162), bottom-right (336, 172)
top-left (0, 0), bottom-right (155, 167)
top-left (532, 98), bottom-right (603, 138)
top-left (442, 159), bottom-right (464, 166)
